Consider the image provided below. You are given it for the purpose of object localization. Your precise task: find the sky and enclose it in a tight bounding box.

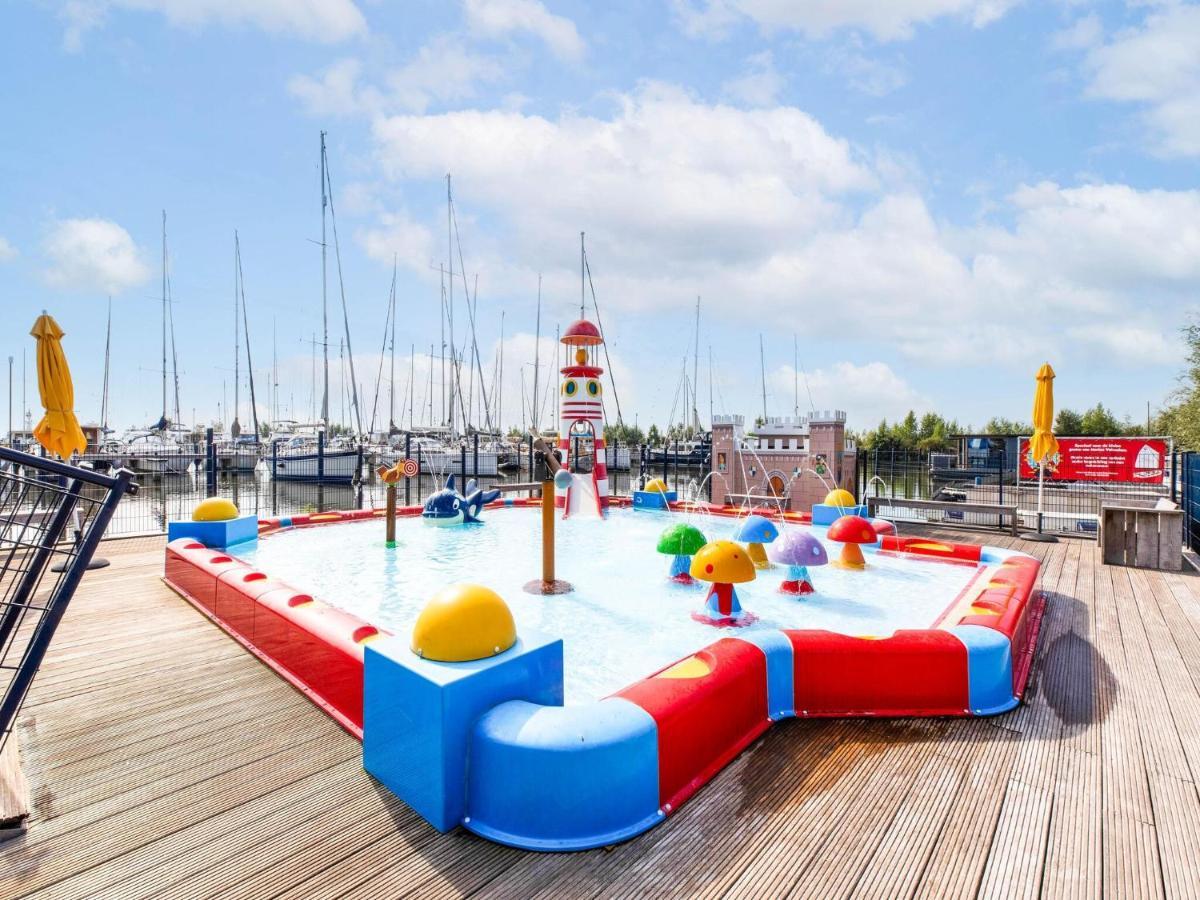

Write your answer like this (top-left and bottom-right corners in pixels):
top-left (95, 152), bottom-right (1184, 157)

top-left (2, 0), bottom-right (1198, 437)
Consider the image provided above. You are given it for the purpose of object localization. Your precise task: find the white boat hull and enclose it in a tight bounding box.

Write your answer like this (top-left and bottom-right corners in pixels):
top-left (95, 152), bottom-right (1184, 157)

top-left (128, 453), bottom-right (192, 476)
top-left (214, 449), bottom-right (260, 472)
top-left (270, 449), bottom-right (360, 483)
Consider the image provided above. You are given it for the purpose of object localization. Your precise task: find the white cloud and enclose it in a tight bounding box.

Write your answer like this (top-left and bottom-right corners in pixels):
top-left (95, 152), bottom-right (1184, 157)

top-left (0, 237), bottom-right (16, 262)
top-left (1051, 13), bottom-right (1101, 52)
top-left (1079, 4), bottom-right (1200, 157)
top-left (372, 81), bottom-right (874, 278)
top-left (59, 0), bottom-right (366, 51)
top-left (41, 218), bottom-right (150, 294)
top-left (384, 35), bottom-right (505, 113)
top-left (288, 58), bottom-right (380, 118)
top-left (770, 361), bottom-right (931, 424)
top-left (720, 51), bottom-right (784, 106)
top-left (464, 0), bottom-right (585, 62)
top-left (290, 38), bottom-right (504, 117)
top-left (670, 0), bottom-right (1020, 42)
top-left (359, 85), bottom-right (1189, 389)
top-left (357, 210), bottom-right (436, 267)
top-left (823, 40), bottom-right (908, 96)
top-left (1066, 323), bottom-right (1180, 368)
top-left (976, 181), bottom-right (1200, 293)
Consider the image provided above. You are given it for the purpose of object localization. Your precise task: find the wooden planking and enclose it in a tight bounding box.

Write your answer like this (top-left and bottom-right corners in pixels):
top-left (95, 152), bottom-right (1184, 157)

top-left (2, 525), bottom-right (1200, 898)
top-left (0, 734), bottom-right (30, 837)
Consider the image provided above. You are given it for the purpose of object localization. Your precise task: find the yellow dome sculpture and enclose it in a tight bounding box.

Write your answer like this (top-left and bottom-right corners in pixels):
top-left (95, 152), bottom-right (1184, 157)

top-left (411, 584), bottom-right (517, 662)
top-left (192, 497), bottom-right (240, 522)
top-left (644, 478), bottom-right (669, 494)
top-left (824, 488), bottom-right (856, 508)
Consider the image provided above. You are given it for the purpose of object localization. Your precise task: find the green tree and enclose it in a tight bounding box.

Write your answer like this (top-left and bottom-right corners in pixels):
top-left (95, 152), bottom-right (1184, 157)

top-left (983, 417), bottom-right (1031, 436)
top-left (894, 410), bottom-right (919, 447)
top-left (604, 422), bottom-right (645, 445)
top-left (1054, 408), bottom-right (1084, 435)
top-left (1078, 403), bottom-right (1132, 436)
top-left (1155, 318), bottom-right (1200, 448)
top-left (646, 424), bottom-right (662, 447)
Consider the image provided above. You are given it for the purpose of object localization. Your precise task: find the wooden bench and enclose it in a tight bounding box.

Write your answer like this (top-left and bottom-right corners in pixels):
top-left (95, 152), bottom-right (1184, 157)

top-left (867, 496), bottom-right (1020, 536)
top-left (1099, 500), bottom-right (1183, 571)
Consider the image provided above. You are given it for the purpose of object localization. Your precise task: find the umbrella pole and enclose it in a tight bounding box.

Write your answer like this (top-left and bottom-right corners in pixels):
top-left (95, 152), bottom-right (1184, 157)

top-left (1037, 462), bottom-right (1044, 533)
top-left (1025, 458), bottom-right (1058, 543)
top-left (51, 488), bottom-right (110, 572)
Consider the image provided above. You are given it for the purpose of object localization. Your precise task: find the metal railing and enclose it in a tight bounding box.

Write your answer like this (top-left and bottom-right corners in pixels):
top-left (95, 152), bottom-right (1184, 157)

top-left (48, 432), bottom-right (656, 538)
top-left (0, 447), bottom-right (135, 750)
top-left (858, 446), bottom-right (1177, 536)
top-left (1182, 451), bottom-right (1200, 554)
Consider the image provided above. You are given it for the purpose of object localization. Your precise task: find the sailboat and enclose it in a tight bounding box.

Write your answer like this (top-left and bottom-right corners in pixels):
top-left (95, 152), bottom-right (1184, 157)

top-left (645, 297), bottom-right (709, 468)
top-left (122, 212), bottom-right (192, 476)
top-left (213, 232), bottom-right (260, 473)
top-left (270, 134), bottom-right (361, 485)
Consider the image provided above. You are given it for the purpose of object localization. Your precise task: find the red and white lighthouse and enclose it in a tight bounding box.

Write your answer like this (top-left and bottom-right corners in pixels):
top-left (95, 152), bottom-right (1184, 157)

top-left (556, 318), bottom-right (608, 517)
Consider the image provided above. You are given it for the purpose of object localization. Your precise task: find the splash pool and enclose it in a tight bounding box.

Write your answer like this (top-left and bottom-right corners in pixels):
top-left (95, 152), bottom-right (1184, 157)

top-left (163, 501), bottom-right (1043, 851)
top-left (233, 508), bottom-right (983, 703)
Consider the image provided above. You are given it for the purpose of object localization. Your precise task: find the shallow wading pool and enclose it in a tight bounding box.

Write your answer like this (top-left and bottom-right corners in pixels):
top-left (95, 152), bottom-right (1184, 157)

top-left (164, 501), bottom-right (1044, 851)
top-left (234, 507), bottom-right (985, 703)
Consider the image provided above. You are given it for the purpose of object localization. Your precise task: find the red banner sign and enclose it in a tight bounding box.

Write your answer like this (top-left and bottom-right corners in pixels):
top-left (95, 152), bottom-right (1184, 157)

top-left (1019, 437), bottom-right (1168, 482)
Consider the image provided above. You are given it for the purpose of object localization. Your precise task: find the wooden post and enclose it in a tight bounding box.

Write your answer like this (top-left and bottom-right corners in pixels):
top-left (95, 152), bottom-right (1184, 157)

top-left (385, 483), bottom-right (397, 548)
top-left (541, 478), bottom-right (554, 584)
top-left (524, 440), bottom-right (572, 595)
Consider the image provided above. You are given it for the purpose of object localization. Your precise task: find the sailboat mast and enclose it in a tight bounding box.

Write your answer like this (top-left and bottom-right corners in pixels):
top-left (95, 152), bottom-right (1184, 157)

top-left (498, 310), bottom-right (504, 433)
top-left (161, 210), bottom-right (167, 421)
top-left (693, 296), bottom-right (701, 432)
top-left (533, 274), bottom-right (541, 433)
top-left (101, 298), bottom-right (111, 432)
top-left (759, 333), bottom-right (767, 422)
top-left (408, 344), bottom-right (415, 431)
top-left (439, 265), bottom-right (447, 428)
top-left (320, 131), bottom-right (330, 428)
top-left (708, 344), bottom-right (714, 423)
top-left (388, 258), bottom-right (397, 430)
top-left (238, 237), bottom-right (261, 442)
top-left (446, 174), bottom-right (456, 437)
top-left (272, 320), bottom-right (278, 424)
top-left (233, 232), bottom-right (241, 436)
top-left (793, 334), bottom-right (799, 418)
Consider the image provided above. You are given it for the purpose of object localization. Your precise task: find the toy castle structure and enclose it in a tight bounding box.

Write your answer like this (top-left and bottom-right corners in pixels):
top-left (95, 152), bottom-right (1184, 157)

top-left (709, 411), bottom-right (857, 512)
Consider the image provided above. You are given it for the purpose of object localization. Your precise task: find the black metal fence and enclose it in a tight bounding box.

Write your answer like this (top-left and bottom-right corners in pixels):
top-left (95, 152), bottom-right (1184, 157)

top-left (858, 446), bottom-right (1178, 536)
top-left (0, 448), bottom-right (134, 750)
top-left (64, 432), bottom-right (720, 538)
top-left (1182, 451), bottom-right (1200, 554)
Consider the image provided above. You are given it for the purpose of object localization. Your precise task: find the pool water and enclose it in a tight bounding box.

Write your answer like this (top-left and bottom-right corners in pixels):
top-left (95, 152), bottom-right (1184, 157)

top-left (233, 508), bottom-right (982, 704)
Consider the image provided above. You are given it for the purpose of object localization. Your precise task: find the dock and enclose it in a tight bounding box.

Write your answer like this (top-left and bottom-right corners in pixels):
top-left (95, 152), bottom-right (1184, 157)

top-left (3, 527), bottom-right (1200, 898)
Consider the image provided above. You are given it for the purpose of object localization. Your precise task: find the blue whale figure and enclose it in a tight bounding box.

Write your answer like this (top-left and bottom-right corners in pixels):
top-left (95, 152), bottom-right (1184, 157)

top-left (422, 475), bottom-right (501, 526)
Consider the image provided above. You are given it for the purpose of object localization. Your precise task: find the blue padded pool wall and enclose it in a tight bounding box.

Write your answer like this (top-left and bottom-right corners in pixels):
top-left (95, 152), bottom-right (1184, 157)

top-left (362, 632), bottom-right (564, 832)
top-left (167, 514), bottom-right (258, 549)
top-left (810, 503), bottom-right (869, 526)
top-left (465, 698), bottom-right (662, 850)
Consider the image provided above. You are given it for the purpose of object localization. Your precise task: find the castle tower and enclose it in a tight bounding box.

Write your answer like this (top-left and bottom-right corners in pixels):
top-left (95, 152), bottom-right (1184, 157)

top-left (556, 319), bottom-right (608, 516)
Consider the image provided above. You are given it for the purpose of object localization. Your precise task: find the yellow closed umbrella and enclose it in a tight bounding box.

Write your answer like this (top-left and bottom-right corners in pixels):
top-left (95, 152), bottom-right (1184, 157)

top-left (31, 313), bottom-right (88, 460)
top-left (1029, 363), bottom-right (1059, 465)
top-left (1029, 362), bottom-right (1059, 539)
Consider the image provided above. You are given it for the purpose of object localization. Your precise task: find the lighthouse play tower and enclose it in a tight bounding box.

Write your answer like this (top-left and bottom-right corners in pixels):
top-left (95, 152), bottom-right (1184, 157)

top-left (556, 318), bottom-right (608, 518)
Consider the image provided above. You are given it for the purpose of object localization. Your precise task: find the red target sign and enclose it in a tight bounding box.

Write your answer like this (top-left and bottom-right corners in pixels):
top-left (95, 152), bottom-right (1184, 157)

top-left (400, 457), bottom-right (419, 478)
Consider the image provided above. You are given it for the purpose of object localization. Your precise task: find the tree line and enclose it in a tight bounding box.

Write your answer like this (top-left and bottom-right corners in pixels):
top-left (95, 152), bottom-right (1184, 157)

top-left (857, 403), bottom-right (1154, 452)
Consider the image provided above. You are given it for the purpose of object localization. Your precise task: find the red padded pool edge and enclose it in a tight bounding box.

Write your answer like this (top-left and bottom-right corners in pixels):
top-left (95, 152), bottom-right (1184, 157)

top-left (164, 538), bottom-right (383, 738)
top-left (163, 507), bottom-right (1045, 852)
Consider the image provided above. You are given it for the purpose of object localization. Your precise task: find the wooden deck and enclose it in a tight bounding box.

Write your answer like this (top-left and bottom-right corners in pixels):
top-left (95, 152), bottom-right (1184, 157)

top-left (3, 527), bottom-right (1200, 898)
